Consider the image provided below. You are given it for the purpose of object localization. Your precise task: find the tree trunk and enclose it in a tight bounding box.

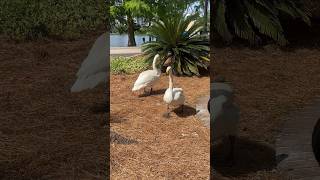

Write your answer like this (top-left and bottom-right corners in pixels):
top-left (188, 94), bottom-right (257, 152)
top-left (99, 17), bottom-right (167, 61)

top-left (210, 0), bottom-right (216, 82)
top-left (127, 13), bottom-right (136, 46)
top-left (204, 0), bottom-right (208, 33)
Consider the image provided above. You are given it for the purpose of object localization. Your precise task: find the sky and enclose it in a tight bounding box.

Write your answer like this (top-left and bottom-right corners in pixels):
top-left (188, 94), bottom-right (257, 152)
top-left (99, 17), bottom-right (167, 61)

top-left (185, 1), bottom-right (210, 16)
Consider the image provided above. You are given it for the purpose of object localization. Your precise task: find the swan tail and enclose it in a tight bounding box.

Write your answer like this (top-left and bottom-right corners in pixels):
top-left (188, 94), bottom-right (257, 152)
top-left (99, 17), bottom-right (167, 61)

top-left (132, 84), bottom-right (146, 91)
top-left (71, 72), bottom-right (107, 92)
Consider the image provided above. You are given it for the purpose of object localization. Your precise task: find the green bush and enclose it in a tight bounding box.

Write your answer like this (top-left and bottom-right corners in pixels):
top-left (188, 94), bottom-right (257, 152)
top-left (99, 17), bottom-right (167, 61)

top-left (0, 0), bottom-right (107, 40)
top-left (111, 56), bottom-right (149, 74)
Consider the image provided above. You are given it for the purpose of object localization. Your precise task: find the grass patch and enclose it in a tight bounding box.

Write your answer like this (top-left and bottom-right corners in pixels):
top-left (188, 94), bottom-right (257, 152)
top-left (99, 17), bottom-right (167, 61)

top-left (111, 56), bottom-right (149, 74)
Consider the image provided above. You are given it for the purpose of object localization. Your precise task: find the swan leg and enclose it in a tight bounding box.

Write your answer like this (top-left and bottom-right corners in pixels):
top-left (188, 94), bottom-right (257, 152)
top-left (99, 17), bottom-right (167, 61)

top-left (227, 135), bottom-right (236, 165)
top-left (163, 104), bottom-right (170, 118)
top-left (150, 87), bottom-right (153, 95)
top-left (180, 104), bottom-right (184, 113)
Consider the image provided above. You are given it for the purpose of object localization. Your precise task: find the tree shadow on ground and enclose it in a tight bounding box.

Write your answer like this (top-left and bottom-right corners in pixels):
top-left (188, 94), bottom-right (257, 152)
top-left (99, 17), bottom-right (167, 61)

top-left (173, 105), bottom-right (196, 118)
top-left (110, 131), bottom-right (138, 145)
top-left (282, 18), bottom-right (320, 50)
top-left (212, 137), bottom-right (276, 177)
top-left (138, 89), bottom-right (166, 97)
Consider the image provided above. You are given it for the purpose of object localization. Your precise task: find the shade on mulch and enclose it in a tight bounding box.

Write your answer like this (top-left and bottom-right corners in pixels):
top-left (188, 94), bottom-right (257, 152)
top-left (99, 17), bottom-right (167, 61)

top-left (0, 32), bottom-right (108, 179)
top-left (211, 45), bottom-right (320, 179)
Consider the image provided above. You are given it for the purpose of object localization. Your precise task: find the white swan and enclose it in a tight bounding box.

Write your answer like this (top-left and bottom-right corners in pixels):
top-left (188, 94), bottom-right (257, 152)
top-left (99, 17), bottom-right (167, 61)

top-left (163, 66), bottom-right (185, 116)
top-left (208, 81), bottom-right (239, 164)
top-left (132, 54), bottom-right (161, 95)
top-left (71, 32), bottom-right (109, 92)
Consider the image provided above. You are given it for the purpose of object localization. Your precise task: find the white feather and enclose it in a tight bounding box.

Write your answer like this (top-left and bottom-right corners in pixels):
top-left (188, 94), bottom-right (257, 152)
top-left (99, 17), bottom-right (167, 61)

top-left (71, 32), bottom-right (109, 92)
top-left (163, 66), bottom-right (185, 107)
top-left (209, 94), bottom-right (239, 141)
top-left (132, 54), bottom-right (161, 91)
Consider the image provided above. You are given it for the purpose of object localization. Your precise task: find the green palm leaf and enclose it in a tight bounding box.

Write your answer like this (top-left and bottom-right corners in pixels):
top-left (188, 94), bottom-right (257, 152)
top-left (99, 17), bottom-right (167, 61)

top-left (142, 13), bottom-right (209, 76)
top-left (212, 0), bottom-right (311, 46)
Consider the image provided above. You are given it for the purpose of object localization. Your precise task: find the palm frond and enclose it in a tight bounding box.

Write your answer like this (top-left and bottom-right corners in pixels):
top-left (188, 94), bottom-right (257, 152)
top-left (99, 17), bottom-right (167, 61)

top-left (212, 0), bottom-right (311, 46)
top-left (142, 13), bottom-right (209, 76)
top-left (213, 0), bottom-right (233, 42)
top-left (244, 0), bottom-right (288, 45)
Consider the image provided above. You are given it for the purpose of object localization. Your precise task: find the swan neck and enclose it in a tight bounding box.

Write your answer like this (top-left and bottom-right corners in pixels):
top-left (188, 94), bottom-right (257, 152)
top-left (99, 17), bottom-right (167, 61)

top-left (168, 71), bottom-right (173, 89)
top-left (152, 56), bottom-right (158, 70)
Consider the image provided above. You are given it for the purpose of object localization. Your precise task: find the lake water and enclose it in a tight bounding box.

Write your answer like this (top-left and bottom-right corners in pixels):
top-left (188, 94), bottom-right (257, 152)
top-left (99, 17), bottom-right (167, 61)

top-left (111, 34), bottom-right (154, 47)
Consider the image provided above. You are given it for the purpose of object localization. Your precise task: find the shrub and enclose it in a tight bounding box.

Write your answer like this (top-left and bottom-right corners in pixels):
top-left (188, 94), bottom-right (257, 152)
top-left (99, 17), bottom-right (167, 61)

top-left (142, 13), bottom-right (210, 76)
top-left (0, 0), bottom-right (107, 40)
top-left (111, 56), bottom-right (149, 74)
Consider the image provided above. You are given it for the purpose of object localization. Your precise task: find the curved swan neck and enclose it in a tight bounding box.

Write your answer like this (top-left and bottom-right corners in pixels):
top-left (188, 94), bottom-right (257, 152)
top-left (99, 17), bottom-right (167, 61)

top-left (152, 56), bottom-right (158, 70)
top-left (168, 70), bottom-right (173, 90)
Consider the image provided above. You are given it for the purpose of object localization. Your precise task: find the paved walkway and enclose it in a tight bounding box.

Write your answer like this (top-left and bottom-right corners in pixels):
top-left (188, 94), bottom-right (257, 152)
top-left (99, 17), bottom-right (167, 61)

top-left (276, 98), bottom-right (320, 179)
top-left (110, 47), bottom-right (141, 57)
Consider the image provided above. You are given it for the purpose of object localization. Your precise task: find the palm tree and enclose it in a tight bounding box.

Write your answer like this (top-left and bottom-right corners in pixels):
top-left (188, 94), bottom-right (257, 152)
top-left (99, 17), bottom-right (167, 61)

top-left (212, 0), bottom-right (311, 45)
top-left (142, 13), bottom-right (209, 76)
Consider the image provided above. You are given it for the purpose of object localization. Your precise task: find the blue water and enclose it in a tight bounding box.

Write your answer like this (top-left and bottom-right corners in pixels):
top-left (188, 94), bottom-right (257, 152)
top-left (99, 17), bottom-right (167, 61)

top-left (110, 34), bottom-right (154, 47)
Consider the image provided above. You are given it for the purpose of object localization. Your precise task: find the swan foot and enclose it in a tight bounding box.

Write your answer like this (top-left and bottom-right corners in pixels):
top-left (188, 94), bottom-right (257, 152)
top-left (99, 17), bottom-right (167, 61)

top-left (149, 87), bottom-right (153, 95)
top-left (162, 112), bottom-right (170, 118)
top-left (163, 105), bottom-right (170, 118)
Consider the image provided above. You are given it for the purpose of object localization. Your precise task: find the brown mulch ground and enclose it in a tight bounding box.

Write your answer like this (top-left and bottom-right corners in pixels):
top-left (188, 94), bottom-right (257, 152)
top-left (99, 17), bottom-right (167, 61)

top-left (0, 32), bottom-right (108, 179)
top-left (110, 74), bottom-right (210, 179)
top-left (212, 45), bottom-right (320, 179)
top-left (214, 46), bottom-right (320, 144)
top-left (1, 22), bottom-right (320, 179)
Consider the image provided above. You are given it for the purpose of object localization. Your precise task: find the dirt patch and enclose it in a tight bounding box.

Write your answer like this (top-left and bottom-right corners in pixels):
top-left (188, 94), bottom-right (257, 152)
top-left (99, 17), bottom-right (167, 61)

top-left (110, 74), bottom-right (210, 179)
top-left (0, 31), bottom-right (108, 179)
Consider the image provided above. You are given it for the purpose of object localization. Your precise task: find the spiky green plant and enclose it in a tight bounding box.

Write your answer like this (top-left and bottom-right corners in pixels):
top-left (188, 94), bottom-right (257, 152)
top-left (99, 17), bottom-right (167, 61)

top-left (212, 0), bottom-right (311, 46)
top-left (142, 14), bottom-right (209, 76)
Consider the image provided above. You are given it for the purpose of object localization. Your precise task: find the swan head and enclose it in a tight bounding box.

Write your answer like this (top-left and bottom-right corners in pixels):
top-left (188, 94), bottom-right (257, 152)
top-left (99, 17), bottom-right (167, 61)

top-left (166, 66), bottom-right (172, 74)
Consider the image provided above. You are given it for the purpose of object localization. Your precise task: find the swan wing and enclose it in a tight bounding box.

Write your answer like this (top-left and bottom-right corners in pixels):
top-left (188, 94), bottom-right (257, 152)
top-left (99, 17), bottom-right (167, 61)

top-left (71, 32), bottom-right (109, 92)
top-left (71, 72), bottom-right (107, 92)
top-left (210, 95), bottom-right (227, 121)
top-left (76, 32), bottom-right (109, 78)
top-left (212, 97), bottom-right (239, 139)
top-left (132, 70), bottom-right (160, 90)
top-left (163, 88), bottom-right (173, 103)
top-left (172, 88), bottom-right (185, 104)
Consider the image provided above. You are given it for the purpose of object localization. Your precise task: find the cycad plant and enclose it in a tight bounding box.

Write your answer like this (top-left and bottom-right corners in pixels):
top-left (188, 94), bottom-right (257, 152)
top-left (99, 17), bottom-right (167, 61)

top-left (212, 0), bottom-right (311, 46)
top-left (142, 14), bottom-right (209, 76)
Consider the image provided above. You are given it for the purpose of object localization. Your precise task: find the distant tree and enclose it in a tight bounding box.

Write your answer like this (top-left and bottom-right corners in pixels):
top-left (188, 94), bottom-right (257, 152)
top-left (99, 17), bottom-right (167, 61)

top-left (111, 0), bottom-right (199, 46)
top-left (111, 0), bottom-right (152, 46)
